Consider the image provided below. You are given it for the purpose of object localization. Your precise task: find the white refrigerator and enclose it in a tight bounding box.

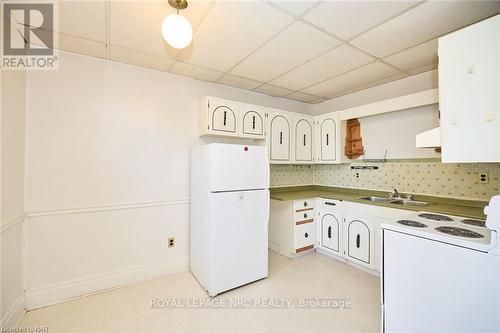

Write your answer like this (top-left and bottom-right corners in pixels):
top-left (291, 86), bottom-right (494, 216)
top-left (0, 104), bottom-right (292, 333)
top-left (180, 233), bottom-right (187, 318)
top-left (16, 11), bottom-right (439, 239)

top-left (190, 143), bottom-right (269, 297)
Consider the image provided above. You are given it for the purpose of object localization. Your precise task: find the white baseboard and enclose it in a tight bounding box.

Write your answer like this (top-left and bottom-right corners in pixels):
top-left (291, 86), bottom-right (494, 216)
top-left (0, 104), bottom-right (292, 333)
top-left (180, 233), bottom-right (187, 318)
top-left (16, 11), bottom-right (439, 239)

top-left (26, 256), bottom-right (190, 310)
top-left (1, 293), bottom-right (26, 329)
top-left (267, 241), bottom-right (280, 253)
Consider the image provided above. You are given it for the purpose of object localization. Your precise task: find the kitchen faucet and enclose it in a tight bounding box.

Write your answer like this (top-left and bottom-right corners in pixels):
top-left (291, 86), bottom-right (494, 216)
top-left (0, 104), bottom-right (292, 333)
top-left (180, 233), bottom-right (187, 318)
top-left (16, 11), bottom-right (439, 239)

top-left (393, 188), bottom-right (401, 198)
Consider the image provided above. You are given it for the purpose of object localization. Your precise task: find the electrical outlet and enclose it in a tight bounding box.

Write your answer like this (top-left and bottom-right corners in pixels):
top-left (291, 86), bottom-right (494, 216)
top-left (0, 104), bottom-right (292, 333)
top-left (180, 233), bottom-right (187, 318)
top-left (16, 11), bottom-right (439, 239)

top-left (168, 237), bottom-right (175, 248)
top-left (479, 172), bottom-right (489, 184)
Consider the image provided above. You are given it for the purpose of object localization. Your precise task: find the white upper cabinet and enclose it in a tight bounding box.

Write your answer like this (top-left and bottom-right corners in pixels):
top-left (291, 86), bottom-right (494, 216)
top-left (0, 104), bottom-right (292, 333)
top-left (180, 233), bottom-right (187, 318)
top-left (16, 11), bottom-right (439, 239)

top-left (267, 109), bottom-right (292, 163)
top-left (199, 96), bottom-right (342, 164)
top-left (315, 112), bottom-right (340, 163)
top-left (439, 15), bottom-right (500, 163)
top-left (293, 116), bottom-right (314, 163)
top-left (199, 97), bottom-right (267, 139)
top-left (200, 97), bottom-right (239, 137)
top-left (240, 104), bottom-right (266, 139)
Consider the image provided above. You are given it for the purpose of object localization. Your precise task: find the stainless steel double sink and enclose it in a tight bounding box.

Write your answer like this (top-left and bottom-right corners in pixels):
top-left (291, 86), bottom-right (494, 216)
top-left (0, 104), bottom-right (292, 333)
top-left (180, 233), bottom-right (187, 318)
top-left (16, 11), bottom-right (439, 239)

top-left (357, 196), bottom-right (433, 207)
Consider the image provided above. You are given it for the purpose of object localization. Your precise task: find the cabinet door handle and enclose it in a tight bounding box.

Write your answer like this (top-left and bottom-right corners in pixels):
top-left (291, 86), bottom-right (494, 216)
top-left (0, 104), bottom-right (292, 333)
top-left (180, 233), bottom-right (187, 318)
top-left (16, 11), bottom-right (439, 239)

top-left (326, 133), bottom-right (329, 146)
top-left (356, 234), bottom-right (361, 248)
top-left (303, 134), bottom-right (306, 146)
top-left (279, 132), bottom-right (283, 144)
top-left (328, 226), bottom-right (332, 239)
top-left (252, 115), bottom-right (256, 129)
top-left (223, 111), bottom-right (227, 126)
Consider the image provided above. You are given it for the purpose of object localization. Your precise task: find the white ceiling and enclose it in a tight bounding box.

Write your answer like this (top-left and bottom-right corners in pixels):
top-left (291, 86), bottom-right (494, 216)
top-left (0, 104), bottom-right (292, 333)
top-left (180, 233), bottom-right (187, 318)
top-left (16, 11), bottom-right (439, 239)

top-left (8, 0), bottom-right (500, 104)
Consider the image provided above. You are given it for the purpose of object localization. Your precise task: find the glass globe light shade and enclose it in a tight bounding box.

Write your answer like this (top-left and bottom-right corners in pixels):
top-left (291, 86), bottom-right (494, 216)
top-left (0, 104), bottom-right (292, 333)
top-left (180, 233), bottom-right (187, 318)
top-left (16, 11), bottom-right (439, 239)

top-left (161, 13), bottom-right (193, 49)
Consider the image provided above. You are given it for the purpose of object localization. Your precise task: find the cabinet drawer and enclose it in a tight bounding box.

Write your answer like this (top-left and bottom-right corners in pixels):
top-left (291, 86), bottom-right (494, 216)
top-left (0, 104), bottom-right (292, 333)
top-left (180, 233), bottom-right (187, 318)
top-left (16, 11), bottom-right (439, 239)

top-left (294, 210), bottom-right (314, 223)
top-left (293, 199), bottom-right (314, 212)
top-left (294, 223), bottom-right (315, 252)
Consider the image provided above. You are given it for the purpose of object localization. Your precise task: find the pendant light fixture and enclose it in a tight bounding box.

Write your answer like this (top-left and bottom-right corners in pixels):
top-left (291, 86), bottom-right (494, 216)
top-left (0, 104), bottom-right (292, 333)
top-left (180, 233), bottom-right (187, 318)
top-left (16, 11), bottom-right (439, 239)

top-left (161, 0), bottom-right (193, 49)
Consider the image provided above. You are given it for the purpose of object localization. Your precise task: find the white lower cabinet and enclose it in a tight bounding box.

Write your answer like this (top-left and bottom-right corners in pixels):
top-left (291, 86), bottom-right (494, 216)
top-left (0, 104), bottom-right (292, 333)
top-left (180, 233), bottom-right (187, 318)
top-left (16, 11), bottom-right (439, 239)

top-left (320, 213), bottom-right (341, 252)
top-left (344, 214), bottom-right (374, 270)
top-left (269, 198), bottom-right (316, 257)
top-left (317, 199), bottom-right (343, 257)
top-left (270, 197), bottom-right (409, 274)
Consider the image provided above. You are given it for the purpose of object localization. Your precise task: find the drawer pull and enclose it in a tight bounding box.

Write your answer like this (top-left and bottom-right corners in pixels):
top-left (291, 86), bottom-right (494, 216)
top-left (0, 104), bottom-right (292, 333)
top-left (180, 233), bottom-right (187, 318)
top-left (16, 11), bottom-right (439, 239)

top-left (356, 234), bottom-right (361, 248)
top-left (296, 219), bottom-right (314, 225)
top-left (296, 245), bottom-right (314, 253)
top-left (303, 202), bottom-right (308, 207)
top-left (303, 213), bottom-right (307, 218)
top-left (325, 202), bottom-right (336, 206)
top-left (305, 232), bottom-right (309, 238)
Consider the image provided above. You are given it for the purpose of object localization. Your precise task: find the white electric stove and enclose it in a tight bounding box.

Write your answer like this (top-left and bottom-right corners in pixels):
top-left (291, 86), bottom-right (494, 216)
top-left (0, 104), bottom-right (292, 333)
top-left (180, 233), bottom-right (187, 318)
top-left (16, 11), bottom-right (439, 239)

top-left (382, 211), bottom-right (493, 252)
top-left (381, 197), bottom-right (500, 333)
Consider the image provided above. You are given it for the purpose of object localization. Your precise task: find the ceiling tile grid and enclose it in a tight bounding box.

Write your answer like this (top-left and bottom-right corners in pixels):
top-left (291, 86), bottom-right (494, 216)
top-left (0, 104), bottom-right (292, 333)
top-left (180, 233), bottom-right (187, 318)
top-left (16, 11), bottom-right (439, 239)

top-left (20, 0), bottom-right (500, 104)
top-left (230, 21), bottom-right (341, 82)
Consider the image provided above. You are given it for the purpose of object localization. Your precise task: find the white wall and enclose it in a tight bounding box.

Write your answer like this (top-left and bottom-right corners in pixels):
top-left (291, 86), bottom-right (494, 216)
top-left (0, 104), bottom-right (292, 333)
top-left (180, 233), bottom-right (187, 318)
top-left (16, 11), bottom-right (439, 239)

top-left (359, 105), bottom-right (440, 159)
top-left (314, 69), bottom-right (440, 160)
top-left (24, 51), bottom-right (310, 308)
top-left (1, 70), bottom-right (27, 327)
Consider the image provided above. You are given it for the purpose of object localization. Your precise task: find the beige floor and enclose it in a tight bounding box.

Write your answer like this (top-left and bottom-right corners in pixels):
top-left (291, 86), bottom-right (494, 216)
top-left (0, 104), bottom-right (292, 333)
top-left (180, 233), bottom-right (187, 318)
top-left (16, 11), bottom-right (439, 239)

top-left (20, 252), bottom-right (381, 332)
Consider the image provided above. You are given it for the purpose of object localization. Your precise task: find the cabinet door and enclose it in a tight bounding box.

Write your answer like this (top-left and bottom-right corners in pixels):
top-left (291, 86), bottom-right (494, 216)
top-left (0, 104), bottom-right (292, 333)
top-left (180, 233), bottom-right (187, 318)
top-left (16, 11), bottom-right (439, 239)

top-left (268, 111), bottom-right (292, 163)
top-left (209, 98), bottom-right (238, 135)
top-left (240, 104), bottom-right (265, 139)
top-left (320, 213), bottom-right (341, 255)
top-left (294, 117), bottom-right (313, 163)
top-left (345, 217), bottom-right (374, 269)
top-left (439, 15), bottom-right (500, 162)
top-left (316, 112), bottom-right (339, 163)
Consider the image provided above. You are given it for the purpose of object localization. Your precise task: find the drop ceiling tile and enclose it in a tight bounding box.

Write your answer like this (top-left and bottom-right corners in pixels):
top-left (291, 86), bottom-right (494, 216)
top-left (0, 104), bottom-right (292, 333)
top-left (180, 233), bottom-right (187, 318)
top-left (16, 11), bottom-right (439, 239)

top-left (311, 98), bottom-right (326, 104)
top-left (58, 0), bottom-right (106, 41)
top-left (254, 84), bottom-right (294, 98)
top-left (8, 0), bottom-right (106, 42)
top-left (170, 62), bottom-right (223, 82)
top-left (231, 21), bottom-right (340, 82)
top-left (180, 1), bottom-right (294, 72)
top-left (110, 1), bottom-right (214, 60)
top-left (302, 1), bottom-right (419, 40)
top-left (29, 31), bottom-right (107, 59)
top-left (217, 74), bottom-right (262, 91)
top-left (383, 39), bottom-right (438, 72)
top-left (268, 1), bottom-right (319, 17)
top-left (270, 44), bottom-right (374, 91)
top-left (109, 45), bottom-right (172, 72)
top-left (286, 92), bottom-right (321, 103)
top-left (57, 33), bottom-right (107, 59)
top-left (351, 1), bottom-right (500, 58)
top-left (329, 72), bottom-right (409, 99)
top-left (408, 63), bottom-right (438, 75)
top-left (302, 61), bottom-right (400, 97)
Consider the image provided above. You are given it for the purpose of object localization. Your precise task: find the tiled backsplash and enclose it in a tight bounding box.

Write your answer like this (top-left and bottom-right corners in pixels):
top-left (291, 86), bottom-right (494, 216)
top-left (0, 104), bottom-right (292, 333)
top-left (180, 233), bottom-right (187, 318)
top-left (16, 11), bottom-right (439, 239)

top-left (270, 161), bottom-right (500, 201)
top-left (270, 165), bottom-right (314, 187)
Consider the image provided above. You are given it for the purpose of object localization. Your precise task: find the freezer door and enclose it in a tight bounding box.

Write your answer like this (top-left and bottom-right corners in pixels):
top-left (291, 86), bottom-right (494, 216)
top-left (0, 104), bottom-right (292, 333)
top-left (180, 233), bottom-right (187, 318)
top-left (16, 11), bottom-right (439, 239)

top-left (210, 144), bottom-right (269, 192)
top-left (210, 190), bottom-right (269, 295)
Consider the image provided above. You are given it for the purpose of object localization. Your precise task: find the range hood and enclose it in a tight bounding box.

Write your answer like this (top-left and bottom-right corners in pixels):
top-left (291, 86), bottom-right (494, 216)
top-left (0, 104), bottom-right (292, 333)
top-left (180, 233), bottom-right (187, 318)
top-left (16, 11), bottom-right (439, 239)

top-left (416, 127), bottom-right (441, 148)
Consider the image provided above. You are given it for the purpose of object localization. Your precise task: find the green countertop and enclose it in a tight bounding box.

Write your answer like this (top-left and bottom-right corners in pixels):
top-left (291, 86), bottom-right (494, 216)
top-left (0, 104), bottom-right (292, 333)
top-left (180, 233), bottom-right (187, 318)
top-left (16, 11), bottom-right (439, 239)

top-left (270, 186), bottom-right (487, 219)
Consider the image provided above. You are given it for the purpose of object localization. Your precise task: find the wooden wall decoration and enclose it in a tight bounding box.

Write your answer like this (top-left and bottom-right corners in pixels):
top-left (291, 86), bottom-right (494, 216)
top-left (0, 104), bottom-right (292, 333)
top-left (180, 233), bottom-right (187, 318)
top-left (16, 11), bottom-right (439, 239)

top-left (345, 118), bottom-right (364, 159)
